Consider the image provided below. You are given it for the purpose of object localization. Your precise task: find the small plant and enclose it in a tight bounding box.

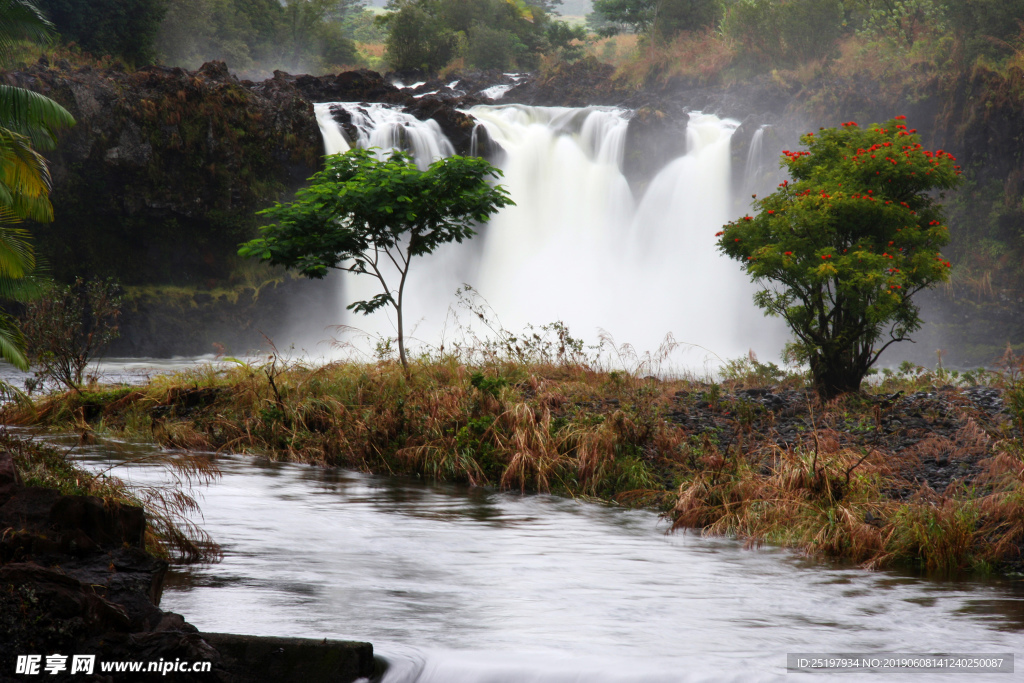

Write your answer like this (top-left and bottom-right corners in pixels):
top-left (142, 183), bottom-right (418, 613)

top-left (21, 277), bottom-right (122, 393)
top-left (996, 344), bottom-right (1024, 433)
top-left (469, 372), bottom-right (507, 399)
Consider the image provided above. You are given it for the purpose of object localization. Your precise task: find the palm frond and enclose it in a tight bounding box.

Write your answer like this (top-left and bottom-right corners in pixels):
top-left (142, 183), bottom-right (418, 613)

top-left (0, 211), bottom-right (35, 279)
top-left (0, 0), bottom-right (53, 66)
top-left (0, 85), bottom-right (75, 150)
top-left (0, 126), bottom-right (53, 221)
top-left (0, 311), bottom-right (28, 370)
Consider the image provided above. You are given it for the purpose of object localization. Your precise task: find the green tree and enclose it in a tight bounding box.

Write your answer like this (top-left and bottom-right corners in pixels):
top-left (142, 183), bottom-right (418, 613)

top-left (157, 0), bottom-right (262, 70)
top-left (588, 0), bottom-right (721, 39)
top-left (937, 0), bottom-right (1024, 62)
top-left (282, 0), bottom-right (358, 71)
top-left (21, 277), bottom-right (122, 391)
top-left (0, 0), bottom-right (74, 371)
top-left (721, 0), bottom-right (844, 68)
top-left (546, 19), bottom-right (586, 61)
top-left (856, 0), bottom-right (947, 50)
top-left (239, 148), bottom-right (513, 371)
top-left (718, 117), bottom-right (961, 398)
top-left (39, 0), bottom-right (168, 64)
top-left (380, 0), bottom-right (552, 72)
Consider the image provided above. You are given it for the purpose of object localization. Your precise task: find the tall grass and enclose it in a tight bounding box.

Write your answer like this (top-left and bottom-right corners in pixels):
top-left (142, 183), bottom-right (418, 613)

top-left (4, 430), bottom-right (220, 563)
top-left (6, 334), bottom-right (1022, 574)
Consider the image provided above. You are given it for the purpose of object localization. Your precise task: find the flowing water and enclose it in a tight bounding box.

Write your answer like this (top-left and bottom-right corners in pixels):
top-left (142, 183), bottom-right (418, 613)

top-left (311, 103), bottom-right (788, 368)
top-left (56, 443), bottom-right (1024, 683)
top-left (0, 357), bottom-right (228, 395)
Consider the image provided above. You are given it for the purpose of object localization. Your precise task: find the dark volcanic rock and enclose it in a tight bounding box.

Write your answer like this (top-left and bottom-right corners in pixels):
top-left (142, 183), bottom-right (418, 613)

top-left (622, 106), bottom-right (688, 195)
top-left (405, 96), bottom-right (479, 154)
top-left (2, 59), bottom-right (321, 289)
top-left (506, 57), bottom-right (619, 107)
top-left (272, 68), bottom-right (406, 105)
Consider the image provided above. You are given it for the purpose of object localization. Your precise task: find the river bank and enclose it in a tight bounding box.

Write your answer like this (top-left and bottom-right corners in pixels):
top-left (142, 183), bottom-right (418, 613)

top-left (0, 435), bottom-right (375, 682)
top-left (6, 356), bottom-right (1023, 577)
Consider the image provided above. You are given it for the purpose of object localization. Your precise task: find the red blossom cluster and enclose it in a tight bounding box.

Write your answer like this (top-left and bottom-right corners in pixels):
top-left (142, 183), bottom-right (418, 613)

top-left (840, 121), bottom-right (858, 127)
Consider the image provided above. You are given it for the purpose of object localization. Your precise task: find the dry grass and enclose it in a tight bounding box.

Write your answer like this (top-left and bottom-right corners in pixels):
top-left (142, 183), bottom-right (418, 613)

top-left (4, 430), bottom-right (220, 563)
top-left (615, 30), bottom-right (736, 88)
top-left (7, 350), bottom-right (1023, 575)
top-left (583, 34), bottom-right (639, 69)
top-left (6, 357), bottom-right (684, 506)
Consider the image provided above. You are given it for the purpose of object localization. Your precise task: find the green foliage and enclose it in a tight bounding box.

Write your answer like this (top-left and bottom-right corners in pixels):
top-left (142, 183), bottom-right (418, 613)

top-left (0, 0), bottom-right (73, 372)
top-left (938, 0), bottom-right (1024, 62)
top-left (239, 148), bottom-right (513, 369)
top-left (855, 0), bottom-right (946, 50)
top-left (997, 344), bottom-right (1024, 433)
top-left (469, 371), bottom-right (507, 398)
top-left (720, 352), bottom-right (803, 387)
top-left (20, 277), bottom-right (123, 391)
top-left (546, 18), bottom-right (586, 60)
top-left (0, 0), bottom-right (55, 62)
top-left (589, 0), bottom-right (721, 39)
top-left (588, 0), bottom-right (657, 35)
top-left (721, 0), bottom-right (844, 68)
top-left (718, 117), bottom-right (962, 398)
top-left (39, 0), bottom-right (168, 64)
top-left (380, 0), bottom-right (553, 71)
top-left (340, 6), bottom-right (386, 41)
top-left (155, 0), bottom-right (361, 73)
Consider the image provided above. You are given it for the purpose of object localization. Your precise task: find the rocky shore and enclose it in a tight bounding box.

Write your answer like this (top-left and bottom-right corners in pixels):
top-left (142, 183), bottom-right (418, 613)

top-left (0, 449), bottom-right (375, 682)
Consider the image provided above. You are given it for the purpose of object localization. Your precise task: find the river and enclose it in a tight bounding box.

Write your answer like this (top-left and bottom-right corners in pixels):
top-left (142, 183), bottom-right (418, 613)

top-left (48, 437), bottom-right (1023, 683)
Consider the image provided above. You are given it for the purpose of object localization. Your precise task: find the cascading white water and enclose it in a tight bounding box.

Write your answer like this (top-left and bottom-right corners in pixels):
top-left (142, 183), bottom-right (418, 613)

top-left (744, 125), bottom-right (767, 193)
top-left (310, 101), bottom-right (786, 368)
top-left (314, 102), bottom-right (454, 169)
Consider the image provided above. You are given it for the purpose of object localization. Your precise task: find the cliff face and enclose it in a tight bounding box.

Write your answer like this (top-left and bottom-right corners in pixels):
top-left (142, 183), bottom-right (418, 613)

top-left (6, 60), bottom-right (317, 288)
top-left (4, 61), bottom-right (482, 289)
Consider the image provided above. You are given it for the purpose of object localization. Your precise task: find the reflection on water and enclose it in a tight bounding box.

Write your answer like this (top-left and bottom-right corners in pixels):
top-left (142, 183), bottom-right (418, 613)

top-left (56, 446), bottom-right (1024, 683)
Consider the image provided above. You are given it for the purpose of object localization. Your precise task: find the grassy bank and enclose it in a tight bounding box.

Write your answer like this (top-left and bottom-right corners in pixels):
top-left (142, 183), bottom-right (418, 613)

top-left (5, 354), bottom-right (1023, 576)
top-left (3, 429), bottom-right (219, 563)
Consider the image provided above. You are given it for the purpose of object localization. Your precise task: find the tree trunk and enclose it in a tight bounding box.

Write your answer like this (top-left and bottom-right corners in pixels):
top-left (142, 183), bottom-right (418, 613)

top-left (810, 353), bottom-right (867, 400)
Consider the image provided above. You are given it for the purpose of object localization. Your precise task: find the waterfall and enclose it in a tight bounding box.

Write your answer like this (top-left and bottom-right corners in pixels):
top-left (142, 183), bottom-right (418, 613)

top-left (310, 101), bottom-right (786, 368)
top-left (744, 125), bottom-right (767, 193)
top-left (313, 102), bottom-right (453, 168)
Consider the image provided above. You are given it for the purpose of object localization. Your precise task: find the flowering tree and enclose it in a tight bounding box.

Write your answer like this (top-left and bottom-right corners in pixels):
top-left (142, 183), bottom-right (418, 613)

top-left (718, 116), bottom-right (961, 398)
